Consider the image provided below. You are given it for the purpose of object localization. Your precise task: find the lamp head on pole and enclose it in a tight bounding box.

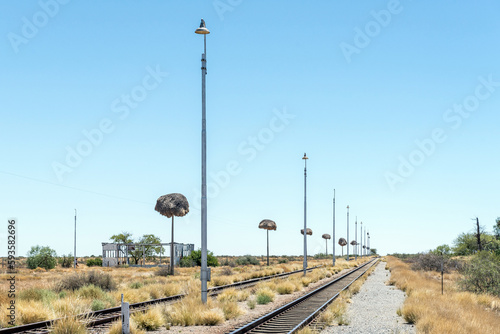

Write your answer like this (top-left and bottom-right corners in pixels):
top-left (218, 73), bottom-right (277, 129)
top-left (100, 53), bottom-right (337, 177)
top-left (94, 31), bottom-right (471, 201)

top-left (195, 19), bottom-right (210, 34)
top-left (347, 205), bottom-right (349, 209)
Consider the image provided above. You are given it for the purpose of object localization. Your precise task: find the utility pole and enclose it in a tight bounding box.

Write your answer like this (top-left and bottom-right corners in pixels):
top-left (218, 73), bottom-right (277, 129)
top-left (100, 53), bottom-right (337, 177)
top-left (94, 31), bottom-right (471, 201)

top-left (360, 222), bottom-right (363, 257)
top-left (302, 153), bottom-right (308, 276)
top-left (346, 205), bottom-right (349, 261)
top-left (74, 209), bottom-right (77, 268)
top-left (332, 189), bottom-right (336, 266)
top-left (355, 217), bottom-right (357, 261)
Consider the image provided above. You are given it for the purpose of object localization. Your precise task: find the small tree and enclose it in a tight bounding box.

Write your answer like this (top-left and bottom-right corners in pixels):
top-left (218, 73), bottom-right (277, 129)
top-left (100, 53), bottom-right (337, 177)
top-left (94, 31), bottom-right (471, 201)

top-left (180, 249), bottom-right (218, 267)
top-left (138, 234), bottom-right (164, 261)
top-left (494, 217), bottom-right (500, 240)
top-left (458, 251), bottom-right (500, 296)
top-left (58, 254), bottom-right (73, 268)
top-left (430, 244), bottom-right (452, 257)
top-left (27, 245), bottom-right (57, 270)
top-left (110, 232), bottom-right (133, 244)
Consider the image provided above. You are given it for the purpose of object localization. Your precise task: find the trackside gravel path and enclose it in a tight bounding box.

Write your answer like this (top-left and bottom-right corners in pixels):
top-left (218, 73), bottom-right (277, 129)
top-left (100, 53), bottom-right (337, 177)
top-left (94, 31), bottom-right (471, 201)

top-left (322, 261), bottom-right (416, 334)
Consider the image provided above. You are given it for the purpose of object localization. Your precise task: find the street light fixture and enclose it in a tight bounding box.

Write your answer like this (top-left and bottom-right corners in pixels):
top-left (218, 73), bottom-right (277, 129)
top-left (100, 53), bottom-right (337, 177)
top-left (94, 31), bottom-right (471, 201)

top-left (195, 18), bottom-right (210, 304)
top-left (302, 153), bottom-right (308, 276)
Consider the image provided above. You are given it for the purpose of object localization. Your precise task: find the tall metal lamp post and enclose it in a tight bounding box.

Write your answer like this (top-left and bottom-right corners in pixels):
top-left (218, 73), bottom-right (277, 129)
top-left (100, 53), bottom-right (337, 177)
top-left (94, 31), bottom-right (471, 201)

top-left (346, 205), bottom-right (350, 261)
top-left (360, 221), bottom-right (363, 257)
top-left (195, 19), bottom-right (210, 304)
top-left (332, 189), bottom-right (336, 266)
top-left (302, 153), bottom-right (308, 276)
top-left (355, 217), bottom-right (357, 261)
top-left (74, 209), bottom-right (77, 268)
top-left (367, 231), bottom-right (370, 255)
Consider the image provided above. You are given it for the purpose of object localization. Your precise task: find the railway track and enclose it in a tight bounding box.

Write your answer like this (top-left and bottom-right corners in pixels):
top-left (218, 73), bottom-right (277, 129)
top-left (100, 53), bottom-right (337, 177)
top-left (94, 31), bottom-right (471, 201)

top-left (227, 258), bottom-right (379, 334)
top-left (0, 265), bottom-right (322, 334)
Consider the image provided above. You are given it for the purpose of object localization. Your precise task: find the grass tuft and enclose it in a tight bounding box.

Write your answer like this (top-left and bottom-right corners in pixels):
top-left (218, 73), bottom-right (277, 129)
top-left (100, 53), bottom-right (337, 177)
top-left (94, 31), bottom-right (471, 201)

top-left (51, 317), bottom-right (88, 334)
top-left (276, 281), bottom-right (296, 294)
top-left (132, 307), bottom-right (164, 331)
top-left (221, 301), bottom-right (244, 320)
top-left (107, 319), bottom-right (145, 334)
top-left (256, 288), bottom-right (275, 304)
top-left (247, 298), bottom-right (256, 309)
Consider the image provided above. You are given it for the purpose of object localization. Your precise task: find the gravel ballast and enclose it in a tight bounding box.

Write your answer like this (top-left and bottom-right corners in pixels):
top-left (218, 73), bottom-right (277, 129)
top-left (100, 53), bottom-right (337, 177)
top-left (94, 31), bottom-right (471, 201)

top-left (322, 261), bottom-right (416, 334)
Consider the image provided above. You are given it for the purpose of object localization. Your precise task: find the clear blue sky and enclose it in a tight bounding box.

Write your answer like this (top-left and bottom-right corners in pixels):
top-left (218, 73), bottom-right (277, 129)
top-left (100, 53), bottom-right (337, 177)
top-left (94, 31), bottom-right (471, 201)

top-left (1, 1), bottom-right (499, 258)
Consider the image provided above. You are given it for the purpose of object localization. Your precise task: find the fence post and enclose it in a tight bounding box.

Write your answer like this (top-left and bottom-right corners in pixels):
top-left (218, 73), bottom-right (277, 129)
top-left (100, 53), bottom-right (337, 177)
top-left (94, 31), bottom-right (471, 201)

top-left (121, 294), bottom-right (130, 334)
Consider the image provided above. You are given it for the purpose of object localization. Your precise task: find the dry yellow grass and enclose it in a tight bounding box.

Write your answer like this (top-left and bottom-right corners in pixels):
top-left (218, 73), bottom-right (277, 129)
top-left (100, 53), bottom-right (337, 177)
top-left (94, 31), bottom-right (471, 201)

top-left (106, 319), bottom-right (145, 334)
top-left (50, 316), bottom-right (88, 334)
top-left (296, 327), bottom-right (316, 334)
top-left (50, 296), bottom-right (92, 316)
top-left (0, 257), bottom-right (373, 328)
top-left (17, 300), bottom-right (54, 324)
top-left (161, 293), bottom-right (225, 326)
top-left (221, 301), bottom-right (244, 320)
top-left (276, 281), bottom-right (296, 294)
top-left (387, 256), bottom-right (500, 334)
top-left (131, 307), bottom-right (164, 331)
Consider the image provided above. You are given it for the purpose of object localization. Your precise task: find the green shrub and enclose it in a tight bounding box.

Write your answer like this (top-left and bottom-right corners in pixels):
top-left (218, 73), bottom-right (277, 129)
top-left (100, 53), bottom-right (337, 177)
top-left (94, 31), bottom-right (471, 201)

top-left (179, 249), bottom-right (219, 267)
top-left (179, 257), bottom-right (196, 268)
top-left (27, 245), bottom-right (57, 270)
top-left (58, 270), bottom-right (116, 291)
top-left (91, 299), bottom-right (106, 311)
top-left (58, 255), bottom-right (73, 268)
top-left (130, 282), bottom-right (143, 289)
top-left (256, 294), bottom-right (273, 304)
top-left (77, 284), bottom-right (106, 299)
top-left (235, 255), bottom-right (259, 266)
top-left (256, 288), bottom-right (275, 304)
top-left (247, 298), bottom-right (256, 309)
top-left (458, 251), bottom-right (500, 296)
top-left (86, 258), bottom-right (103, 267)
top-left (18, 288), bottom-right (57, 302)
top-left (408, 253), bottom-right (462, 273)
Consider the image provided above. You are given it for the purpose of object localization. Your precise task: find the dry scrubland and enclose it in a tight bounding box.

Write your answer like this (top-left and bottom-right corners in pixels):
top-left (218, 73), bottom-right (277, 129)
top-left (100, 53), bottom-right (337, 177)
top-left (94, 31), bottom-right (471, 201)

top-left (0, 257), bottom-right (370, 332)
top-left (386, 256), bottom-right (500, 334)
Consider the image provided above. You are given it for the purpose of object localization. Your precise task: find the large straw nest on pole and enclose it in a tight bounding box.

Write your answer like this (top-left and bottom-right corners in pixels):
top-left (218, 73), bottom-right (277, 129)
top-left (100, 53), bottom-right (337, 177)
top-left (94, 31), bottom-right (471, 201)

top-left (322, 233), bottom-right (331, 240)
top-left (301, 228), bottom-right (313, 236)
top-left (259, 219), bottom-right (277, 231)
top-left (338, 238), bottom-right (347, 246)
top-left (154, 193), bottom-right (189, 218)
